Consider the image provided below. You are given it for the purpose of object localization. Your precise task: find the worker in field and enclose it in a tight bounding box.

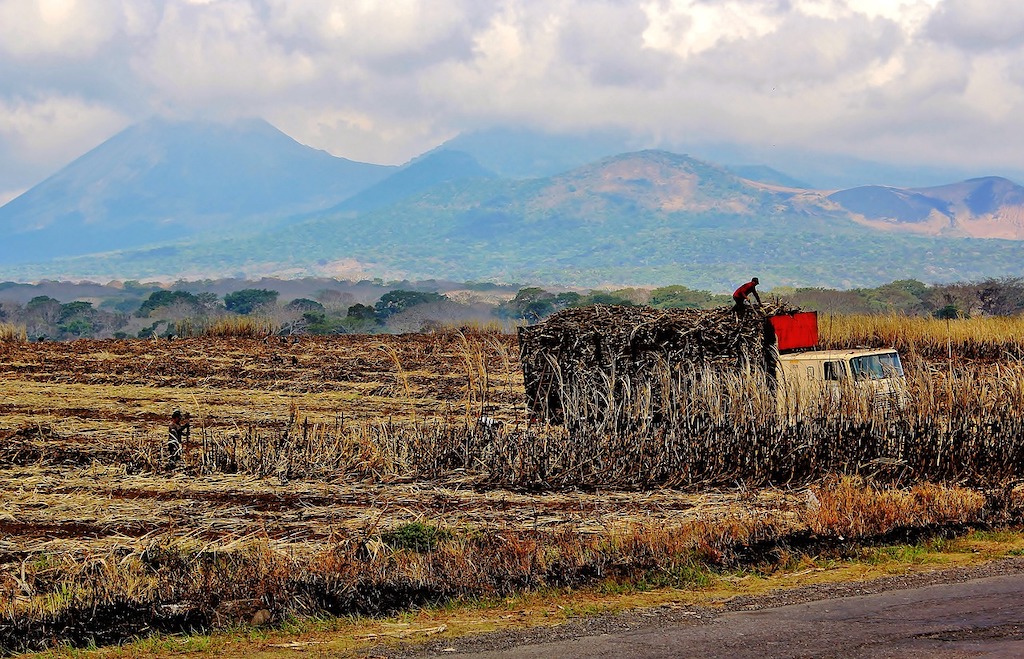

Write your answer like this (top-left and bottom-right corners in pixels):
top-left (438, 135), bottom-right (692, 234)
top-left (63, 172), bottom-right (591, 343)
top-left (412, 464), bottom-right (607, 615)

top-left (167, 409), bottom-right (190, 467)
top-left (732, 277), bottom-right (762, 313)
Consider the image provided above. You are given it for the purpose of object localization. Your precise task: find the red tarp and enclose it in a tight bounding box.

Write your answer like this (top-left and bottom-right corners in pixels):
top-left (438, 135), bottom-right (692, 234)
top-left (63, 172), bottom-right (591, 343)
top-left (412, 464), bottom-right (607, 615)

top-left (770, 311), bottom-right (819, 351)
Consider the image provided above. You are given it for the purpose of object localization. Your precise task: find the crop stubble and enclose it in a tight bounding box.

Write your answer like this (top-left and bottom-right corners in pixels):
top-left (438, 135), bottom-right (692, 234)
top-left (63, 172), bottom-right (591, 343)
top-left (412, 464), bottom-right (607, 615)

top-left (1, 323), bottom-right (1023, 651)
top-left (1, 333), bottom-right (787, 552)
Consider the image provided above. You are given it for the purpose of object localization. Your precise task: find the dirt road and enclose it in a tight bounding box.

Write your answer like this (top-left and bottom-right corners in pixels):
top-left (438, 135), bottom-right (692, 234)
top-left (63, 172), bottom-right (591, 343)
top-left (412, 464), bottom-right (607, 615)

top-left (417, 560), bottom-right (1024, 658)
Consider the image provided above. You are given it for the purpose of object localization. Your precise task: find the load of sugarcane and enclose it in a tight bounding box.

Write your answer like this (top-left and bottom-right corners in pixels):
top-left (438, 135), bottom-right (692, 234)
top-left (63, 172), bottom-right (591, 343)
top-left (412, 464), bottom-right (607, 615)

top-left (518, 303), bottom-right (797, 425)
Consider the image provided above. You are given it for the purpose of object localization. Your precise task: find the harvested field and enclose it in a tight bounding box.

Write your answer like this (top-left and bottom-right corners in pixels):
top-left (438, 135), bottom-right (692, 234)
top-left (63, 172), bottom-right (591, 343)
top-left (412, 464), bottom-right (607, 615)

top-left (0, 330), bottom-right (799, 553)
top-left (2, 318), bottom-right (1024, 652)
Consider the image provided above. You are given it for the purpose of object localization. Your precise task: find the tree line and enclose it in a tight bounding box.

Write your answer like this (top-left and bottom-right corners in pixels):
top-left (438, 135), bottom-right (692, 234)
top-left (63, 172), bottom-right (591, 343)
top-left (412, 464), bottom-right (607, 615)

top-left (1, 277), bottom-right (1022, 341)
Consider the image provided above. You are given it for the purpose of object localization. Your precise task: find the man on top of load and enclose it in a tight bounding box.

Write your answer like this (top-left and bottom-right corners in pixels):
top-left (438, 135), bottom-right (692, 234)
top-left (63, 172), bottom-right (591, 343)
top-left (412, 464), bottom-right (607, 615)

top-left (733, 277), bottom-right (762, 312)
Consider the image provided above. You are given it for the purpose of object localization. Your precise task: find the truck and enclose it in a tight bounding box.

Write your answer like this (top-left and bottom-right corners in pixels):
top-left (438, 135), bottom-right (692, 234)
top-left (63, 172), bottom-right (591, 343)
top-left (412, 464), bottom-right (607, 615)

top-left (518, 306), bottom-right (908, 423)
top-left (768, 310), bottom-right (908, 413)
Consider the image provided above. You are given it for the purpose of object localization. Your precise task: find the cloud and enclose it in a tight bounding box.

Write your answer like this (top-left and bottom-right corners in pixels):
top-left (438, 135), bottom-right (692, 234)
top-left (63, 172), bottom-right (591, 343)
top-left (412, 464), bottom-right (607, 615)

top-left (0, 95), bottom-right (127, 167)
top-left (556, 1), bottom-right (671, 87)
top-left (2, 0), bottom-right (1024, 193)
top-left (125, 1), bottom-right (318, 113)
top-left (265, 0), bottom-right (492, 72)
top-left (0, 0), bottom-right (127, 58)
top-left (926, 0), bottom-right (1024, 51)
top-left (0, 94), bottom-right (127, 181)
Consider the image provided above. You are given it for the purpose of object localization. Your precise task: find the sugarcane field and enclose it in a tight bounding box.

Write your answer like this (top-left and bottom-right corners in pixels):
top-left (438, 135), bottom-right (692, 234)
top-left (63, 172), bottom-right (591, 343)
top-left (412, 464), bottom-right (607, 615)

top-left (3, 310), bottom-right (1024, 654)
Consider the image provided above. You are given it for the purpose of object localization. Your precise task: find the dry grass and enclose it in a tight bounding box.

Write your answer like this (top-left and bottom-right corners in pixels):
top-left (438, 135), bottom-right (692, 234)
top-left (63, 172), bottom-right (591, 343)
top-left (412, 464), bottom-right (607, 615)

top-left (179, 315), bottom-right (278, 338)
top-left (818, 313), bottom-right (1024, 360)
top-left (0, 322), bottom-right (26, 343)
top-left (805, 476), bottom-right (987, 539)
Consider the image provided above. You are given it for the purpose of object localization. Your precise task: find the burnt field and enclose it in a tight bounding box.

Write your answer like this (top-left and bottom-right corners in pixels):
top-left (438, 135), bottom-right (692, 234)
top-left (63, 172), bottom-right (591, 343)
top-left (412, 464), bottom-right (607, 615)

top-left (2, 322), bottom-right (1024, 652)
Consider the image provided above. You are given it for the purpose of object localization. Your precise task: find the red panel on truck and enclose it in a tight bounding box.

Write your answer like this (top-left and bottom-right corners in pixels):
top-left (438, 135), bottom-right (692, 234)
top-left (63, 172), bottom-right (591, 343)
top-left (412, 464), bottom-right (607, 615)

top-left (770, 311), bottom-right (818, 351)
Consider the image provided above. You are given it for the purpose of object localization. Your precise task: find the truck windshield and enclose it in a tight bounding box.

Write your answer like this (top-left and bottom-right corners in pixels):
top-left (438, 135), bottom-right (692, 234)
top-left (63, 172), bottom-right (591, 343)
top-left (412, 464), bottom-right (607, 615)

top-left (850, 352), bottom-right (904, 380)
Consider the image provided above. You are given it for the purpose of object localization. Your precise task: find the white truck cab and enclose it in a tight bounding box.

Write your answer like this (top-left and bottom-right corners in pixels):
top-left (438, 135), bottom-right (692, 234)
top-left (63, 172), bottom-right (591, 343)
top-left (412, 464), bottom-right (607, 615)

top-left (776, 348), bottom-right (908, 411)
top-left (769, 313), bottom-right (909, 413)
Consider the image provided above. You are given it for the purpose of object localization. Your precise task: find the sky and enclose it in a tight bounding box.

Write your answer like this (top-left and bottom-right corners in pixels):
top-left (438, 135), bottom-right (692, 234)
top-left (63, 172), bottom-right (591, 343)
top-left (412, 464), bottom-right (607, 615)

top-left (1, 0), bottom-right (1023, 204)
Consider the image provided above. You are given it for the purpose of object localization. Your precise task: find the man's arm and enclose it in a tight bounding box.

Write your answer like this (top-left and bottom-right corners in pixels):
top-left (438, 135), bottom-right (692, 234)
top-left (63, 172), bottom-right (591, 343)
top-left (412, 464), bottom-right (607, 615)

top-left (753, 289), bottom-right (762, 305)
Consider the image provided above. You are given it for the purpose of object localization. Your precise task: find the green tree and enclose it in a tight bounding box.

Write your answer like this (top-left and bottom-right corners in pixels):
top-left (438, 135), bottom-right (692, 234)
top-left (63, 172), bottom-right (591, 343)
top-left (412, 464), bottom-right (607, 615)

top-left (26, 296), bottom-right (62, 323)
top-left (58, 301), bottom-right (93, 322)
top-left (650, 285), bottom-right (723, 309)
top-left (374, 290), bottom-right (446, 321)
top-left (581, 291), bottom-right (635, 306)
top-left (866, 280), bottom-right (928, 314)
top-left (136, 290), bottom-right (199, 317)
top-left (59, 318), bottom-right (95, 337)
top-left (195, 292), bottom-right (222, 311)
top-left (497, 287), bottom-right (556, 321)
top-left (934, 304), bottom-right (963, 320)
top-left (137, 321), bottom-right (166, 338)
top-left (301, 311), bottom-right (350, 334)
top-left (554, 291), bottom-right (583, 308)
top-left (285, 298), bottom-right (325, 313)
top-left (346, 303), bottom-right (378, 322)
top-left (224, 289), bottom-right (279, 315)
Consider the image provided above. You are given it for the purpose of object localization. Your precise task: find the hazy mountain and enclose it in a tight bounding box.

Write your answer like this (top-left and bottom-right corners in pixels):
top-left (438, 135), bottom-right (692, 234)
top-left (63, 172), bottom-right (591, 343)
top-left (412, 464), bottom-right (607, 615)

top-left (530, 150), bottom-right (785, 215)
top-left (3, 123), bottom-right (1024, 290)
top-left (917, 177), bottom-right (1024, 212)
top-left (0, 117), bottom-right (395, 263)
top-left (15, 149), bottom-right (1021, 291)
top-left (331, 150), bottom-right (496, 214)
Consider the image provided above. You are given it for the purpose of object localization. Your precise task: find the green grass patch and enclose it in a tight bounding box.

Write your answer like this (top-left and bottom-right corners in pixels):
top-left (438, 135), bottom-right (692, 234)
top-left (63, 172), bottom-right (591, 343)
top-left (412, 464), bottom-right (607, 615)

top-left (381, 522), bottom-right (452, 552)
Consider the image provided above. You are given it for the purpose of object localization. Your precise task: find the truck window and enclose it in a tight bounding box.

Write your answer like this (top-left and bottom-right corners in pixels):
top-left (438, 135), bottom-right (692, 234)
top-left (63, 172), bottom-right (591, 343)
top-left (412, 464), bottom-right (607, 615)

top-left (850, 352), bottom-right (904, 380)
top-left (823, 361), bottom-right (846, 380)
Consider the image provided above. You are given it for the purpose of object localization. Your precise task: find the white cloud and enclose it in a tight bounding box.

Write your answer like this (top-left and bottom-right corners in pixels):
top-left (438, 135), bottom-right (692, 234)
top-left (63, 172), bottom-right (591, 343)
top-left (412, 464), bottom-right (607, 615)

top-left (269, 106), bottom-right (444, 165)
top-left (264, 0), bottom-right (483, 54)
top-left (131, 1), bottom-right (319, 110)
top-left (0, 95), bottom-right (127, 166)
top-left (0, 0), bottom-right (137, 57)
top-left (643, 0), bottom-right (782, 58)
top-left (926, 0), bottom-right (1024, 51)
top-left (2, 0), bottom-right (1024, 194)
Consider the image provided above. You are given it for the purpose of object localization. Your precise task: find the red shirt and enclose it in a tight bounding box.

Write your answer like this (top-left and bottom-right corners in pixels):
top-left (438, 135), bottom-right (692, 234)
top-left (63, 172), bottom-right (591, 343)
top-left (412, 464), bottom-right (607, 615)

top-left (733, 281), bottom-right (757, 299)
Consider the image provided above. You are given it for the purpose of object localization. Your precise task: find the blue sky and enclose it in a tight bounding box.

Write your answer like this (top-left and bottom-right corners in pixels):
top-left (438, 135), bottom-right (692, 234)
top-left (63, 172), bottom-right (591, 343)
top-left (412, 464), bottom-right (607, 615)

top-left (1, 0), bottom-right (1022, 203)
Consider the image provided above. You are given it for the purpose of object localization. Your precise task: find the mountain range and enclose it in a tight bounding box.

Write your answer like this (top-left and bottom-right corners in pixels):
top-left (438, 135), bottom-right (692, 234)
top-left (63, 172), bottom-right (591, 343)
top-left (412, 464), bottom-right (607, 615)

top-left (0, 118), bottom-right (1022, 291)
